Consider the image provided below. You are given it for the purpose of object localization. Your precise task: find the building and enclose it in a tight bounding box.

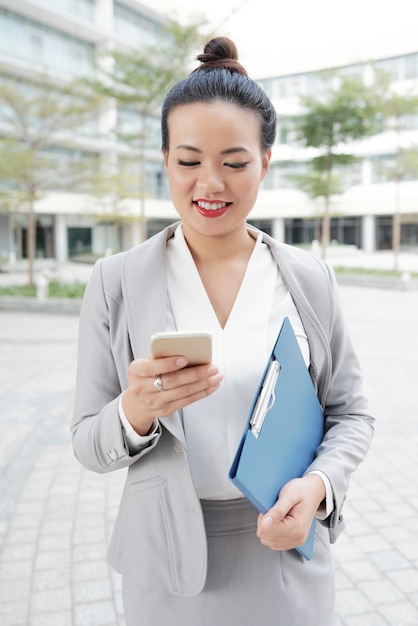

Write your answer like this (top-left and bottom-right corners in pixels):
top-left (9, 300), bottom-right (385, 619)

top-left (254, 52), bottom-right (418, 253)
top-left (0, 0), bottom-right (172, 263)
top-left (0, 1), bottom-right (417, 262)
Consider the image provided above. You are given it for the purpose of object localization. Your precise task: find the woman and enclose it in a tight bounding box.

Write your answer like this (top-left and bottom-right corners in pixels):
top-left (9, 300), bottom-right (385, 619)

top-left (72, 37), bottom-right (374, 625)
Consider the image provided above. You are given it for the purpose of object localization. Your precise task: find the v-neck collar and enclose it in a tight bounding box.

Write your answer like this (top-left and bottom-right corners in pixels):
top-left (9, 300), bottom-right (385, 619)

top-left (166, 225), bottom-right (275, 334)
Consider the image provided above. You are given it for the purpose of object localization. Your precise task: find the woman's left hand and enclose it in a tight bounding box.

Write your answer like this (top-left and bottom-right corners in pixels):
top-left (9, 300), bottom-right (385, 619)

top-left (256, 474), bottom-right (325, 551)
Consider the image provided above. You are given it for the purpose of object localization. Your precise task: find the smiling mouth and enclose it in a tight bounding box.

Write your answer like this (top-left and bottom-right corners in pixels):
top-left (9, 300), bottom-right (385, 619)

top-left (194, 200), bottom-right (231, 211)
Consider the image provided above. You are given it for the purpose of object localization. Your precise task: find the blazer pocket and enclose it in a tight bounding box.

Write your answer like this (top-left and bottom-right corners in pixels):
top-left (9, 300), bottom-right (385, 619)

top-left (108, 475), bottom-right (179, 593)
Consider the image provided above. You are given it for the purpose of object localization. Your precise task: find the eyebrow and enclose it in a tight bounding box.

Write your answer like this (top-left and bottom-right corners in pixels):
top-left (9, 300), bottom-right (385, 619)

top-left (175, 144), bottom-right (250, 155)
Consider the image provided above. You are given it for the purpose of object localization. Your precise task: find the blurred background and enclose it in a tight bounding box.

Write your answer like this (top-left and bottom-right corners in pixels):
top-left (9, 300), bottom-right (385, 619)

top-left (0, 3), bottom-right (418, 625)
top-left (0, 0), bottom-right (417, 291)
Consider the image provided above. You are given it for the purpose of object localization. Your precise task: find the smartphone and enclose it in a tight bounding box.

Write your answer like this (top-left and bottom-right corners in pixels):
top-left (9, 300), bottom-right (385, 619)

top-left (150, 331), bottom-right (212, 366)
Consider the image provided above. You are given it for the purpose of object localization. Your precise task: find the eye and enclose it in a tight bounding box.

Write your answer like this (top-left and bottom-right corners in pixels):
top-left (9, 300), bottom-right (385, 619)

top-left (225, 162), bottom-right (249, 169)
top-left (177, 159), bottom-right (200, 167)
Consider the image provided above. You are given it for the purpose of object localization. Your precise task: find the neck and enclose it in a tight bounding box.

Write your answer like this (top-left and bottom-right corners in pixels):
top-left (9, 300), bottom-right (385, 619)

top-left (182, 224), bottom-right (255, 265)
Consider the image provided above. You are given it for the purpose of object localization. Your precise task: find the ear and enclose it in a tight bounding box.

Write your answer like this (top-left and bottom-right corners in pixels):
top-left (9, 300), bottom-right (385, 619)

top-left (260, 149), bottom-right (272, 182)
top-left (162, 148), bottom-right (169, 169)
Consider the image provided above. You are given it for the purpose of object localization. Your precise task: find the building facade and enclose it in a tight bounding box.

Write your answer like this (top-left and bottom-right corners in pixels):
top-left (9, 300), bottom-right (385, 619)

top-left (0, 0), bottom-right (417, 262)
top-left (255, 52), bottom-right (418, 253)
top-left (0, 0), bottom-right (171, 263)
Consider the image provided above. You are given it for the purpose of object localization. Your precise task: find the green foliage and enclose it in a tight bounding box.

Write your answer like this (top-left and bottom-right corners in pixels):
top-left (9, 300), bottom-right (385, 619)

top-left (285, 171), bottom-right (342, 199)
top-left (79, 18), bottom-right (205, 242)
top-left (296, 75), bottom-right (379, 149)
top-left (47, 279), bottom-right (86, 298)
top-left (0, 280), bottom-right (86, 298)
top-left (290, 74), bottom-right (382, 257)
top-left (0, 77), bottom-right (102, 285)
top-left (0, 284), bottom-right (36, 297)
top-left (333, 266), bottom-right (418, 279)
top-left (85, 19), bottom-right (204, 118)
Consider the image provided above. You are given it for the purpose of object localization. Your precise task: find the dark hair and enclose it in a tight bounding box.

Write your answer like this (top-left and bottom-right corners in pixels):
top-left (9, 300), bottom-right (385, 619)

top-left (161, 37), bottom-right (276, 152)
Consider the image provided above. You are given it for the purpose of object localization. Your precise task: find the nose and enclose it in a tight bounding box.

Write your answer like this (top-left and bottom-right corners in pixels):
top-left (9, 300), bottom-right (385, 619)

top-left (197, 164), bottom-right (225, 193)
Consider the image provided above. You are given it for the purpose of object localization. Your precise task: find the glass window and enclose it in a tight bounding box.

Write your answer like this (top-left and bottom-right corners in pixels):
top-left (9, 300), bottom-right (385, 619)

top-left (275, 161), bottom-right (310, 189)
top-left (113, 2), bottom-right (162, 48)
top-left (306, 71), bottom-right (333, 96)
top-left (335, 160), bottom-right (363, 189)
top-left (0, 8), bottom-right (94, 76)
top-left (116, 109), bottom-right (161, 150)
top-left (338, 64), bottom-right (364, 81)
top-left (36, 147), bottom-right (100, 192)
top-left (276, 75), bottom-right (305, 99)
top-left (404, 53), bottom-right (418, 79)
top-left (37, 0), bottom-right (95, 21)
top-left (370, 154), bottom-right (396, 183)
top-left (401, 114), bottom-right (418, 130)
top-left (373, 57), bottom-right (400, 82)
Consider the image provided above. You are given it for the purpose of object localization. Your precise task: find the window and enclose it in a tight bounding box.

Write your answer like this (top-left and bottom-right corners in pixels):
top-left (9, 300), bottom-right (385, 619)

top-left (113, 2), bottom-right (162, 47)
top-left (67, 227), bottom-right (92, 256)
top-left (277, 75), bottom-right (305, 99)
top-left (38, 0), bottom-right (95, 21)
top-left (373, 57), bottom-right (400, 82)
top-left (404, 53), bottom-right (418, 79)
top-left (274, 161), bottom-right (310, 189)
top-left (0, 8), bottom-right (94, 76)
top-left (371, 154), bottom-right (396, 183)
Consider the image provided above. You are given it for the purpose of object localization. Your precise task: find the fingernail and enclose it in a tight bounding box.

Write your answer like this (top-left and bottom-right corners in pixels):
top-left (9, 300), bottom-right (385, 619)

top-left (262, 515), bottom-right (273, 527)
top-left (176, 357), bottom-right (188, 367)
top-left (207, 365), bottom-right (218, 375)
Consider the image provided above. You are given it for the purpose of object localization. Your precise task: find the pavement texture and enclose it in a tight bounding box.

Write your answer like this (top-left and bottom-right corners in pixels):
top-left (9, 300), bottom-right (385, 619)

top-left (1, 263), bottom-right (418, 624)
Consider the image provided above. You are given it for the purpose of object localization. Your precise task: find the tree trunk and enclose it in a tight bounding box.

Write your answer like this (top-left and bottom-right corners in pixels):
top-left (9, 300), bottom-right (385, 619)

top-left (138, 113), bottom-right (148, 244)
top-left (321, 156), bottom-right (332, 259)
top-left (27, 187), bottom-right (35, 286)
top-left (392, 122), bottom-right (402, 272)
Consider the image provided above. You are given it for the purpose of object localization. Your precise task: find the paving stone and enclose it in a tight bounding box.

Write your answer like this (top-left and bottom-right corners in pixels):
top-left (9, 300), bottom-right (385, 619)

top-left (1, 283), bottom-right (418, 625)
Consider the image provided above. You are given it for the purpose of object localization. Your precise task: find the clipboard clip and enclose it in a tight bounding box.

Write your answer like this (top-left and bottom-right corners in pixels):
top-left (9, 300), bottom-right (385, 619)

top-left (249, 359), bottom-right (281, 438)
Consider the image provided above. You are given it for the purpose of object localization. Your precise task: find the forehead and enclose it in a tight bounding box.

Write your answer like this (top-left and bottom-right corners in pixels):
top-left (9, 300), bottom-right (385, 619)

top-left (167, 101), bottom-right (262, 146)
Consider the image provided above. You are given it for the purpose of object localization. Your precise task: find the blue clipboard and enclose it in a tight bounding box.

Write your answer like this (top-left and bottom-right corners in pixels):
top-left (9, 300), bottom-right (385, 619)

top-left (229, 317), bottom-right (325, 560)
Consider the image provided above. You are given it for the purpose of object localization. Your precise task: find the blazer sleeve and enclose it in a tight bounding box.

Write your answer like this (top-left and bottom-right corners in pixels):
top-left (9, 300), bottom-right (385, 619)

top-left (71, 259), bottom-right (161, 474)
top-left (306, 264), bottom-right (375, 541)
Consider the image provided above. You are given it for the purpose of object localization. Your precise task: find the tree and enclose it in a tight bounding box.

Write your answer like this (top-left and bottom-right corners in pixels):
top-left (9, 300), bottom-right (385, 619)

top-left (294, 75), bottom-right (379, 258)
top-left (0, 78), bottom-right (101, 285)
top-left (286, 159), bottom-right (354, 244)
top-left (83, 19), bottom-right (205, 243)
top-left (374, 81), bottom-right (418, 270)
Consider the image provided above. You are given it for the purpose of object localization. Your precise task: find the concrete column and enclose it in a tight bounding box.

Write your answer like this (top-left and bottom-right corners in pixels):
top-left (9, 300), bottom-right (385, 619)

top-left (54, 214), bottom-right (68, 263)
top-left (362, 214), bottom-right (376, 253)
top-left (362, 159), bottom-right (372, 185)
top-left (95, 0), bottom-right (113, 30)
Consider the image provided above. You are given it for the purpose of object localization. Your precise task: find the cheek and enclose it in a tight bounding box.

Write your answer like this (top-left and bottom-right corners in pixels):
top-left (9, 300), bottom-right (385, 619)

top-left (167, 170), bottom-right (190, 193)
top-left (238, 170), bottom-right (264, 197)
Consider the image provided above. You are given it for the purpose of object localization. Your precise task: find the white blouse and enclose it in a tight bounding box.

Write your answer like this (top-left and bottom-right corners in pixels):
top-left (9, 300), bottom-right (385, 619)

top-left (119, 225), bottom-right (332, 515)
top-left (165, 225), bottom-right (309, 500)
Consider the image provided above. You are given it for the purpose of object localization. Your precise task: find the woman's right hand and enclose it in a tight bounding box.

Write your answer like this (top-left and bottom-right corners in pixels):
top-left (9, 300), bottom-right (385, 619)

top-left (121, 356), bottom-right (223, 435)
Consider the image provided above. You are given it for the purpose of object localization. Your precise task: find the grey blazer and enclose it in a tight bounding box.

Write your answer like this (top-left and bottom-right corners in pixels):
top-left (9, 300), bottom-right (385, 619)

top-left (71, 223), bottom-right (374, 597)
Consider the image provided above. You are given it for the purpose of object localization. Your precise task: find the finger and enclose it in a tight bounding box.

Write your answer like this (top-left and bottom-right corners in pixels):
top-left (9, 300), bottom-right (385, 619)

top-left (257, 510), bottom-right (303, 550)
top-left (145, 375), bottom-right (223, 417)
top-left (131, 356), bottom-right (189, 378)
top-left (160, 363), bottom-right (219, 392)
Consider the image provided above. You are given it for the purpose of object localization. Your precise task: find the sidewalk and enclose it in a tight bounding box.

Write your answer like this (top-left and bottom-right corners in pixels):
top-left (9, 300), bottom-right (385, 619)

top-left (0, 285), bottom-right (417, 625)
top-left (1, 247), bottom-right (418, 288)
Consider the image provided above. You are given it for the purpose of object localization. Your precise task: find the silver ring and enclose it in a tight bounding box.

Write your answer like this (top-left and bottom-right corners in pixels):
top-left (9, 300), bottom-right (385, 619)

top-left (154, 375), bottom-right (164, 392)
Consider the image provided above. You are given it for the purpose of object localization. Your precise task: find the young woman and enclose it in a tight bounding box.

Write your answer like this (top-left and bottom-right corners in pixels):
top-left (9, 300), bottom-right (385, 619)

top-left (72, 37), bottom-right (374, 625)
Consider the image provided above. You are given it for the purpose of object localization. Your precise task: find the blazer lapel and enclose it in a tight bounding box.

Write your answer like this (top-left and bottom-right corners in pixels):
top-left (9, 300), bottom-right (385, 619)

top-left (121, 222), bottom-right (186, 446)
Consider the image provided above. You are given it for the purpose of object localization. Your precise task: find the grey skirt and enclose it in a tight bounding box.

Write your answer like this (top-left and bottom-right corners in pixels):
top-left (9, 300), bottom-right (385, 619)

top-left (122, 498), bottom-right (335, 626)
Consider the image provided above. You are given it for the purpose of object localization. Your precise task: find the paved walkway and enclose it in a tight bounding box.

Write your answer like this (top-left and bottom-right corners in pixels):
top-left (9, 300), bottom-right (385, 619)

top-left (0, 284), bottom-right (417, 625)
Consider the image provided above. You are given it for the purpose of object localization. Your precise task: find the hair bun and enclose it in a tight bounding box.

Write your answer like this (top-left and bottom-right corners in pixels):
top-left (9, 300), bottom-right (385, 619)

top-left (195, 37), bottom-right (248, 76)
